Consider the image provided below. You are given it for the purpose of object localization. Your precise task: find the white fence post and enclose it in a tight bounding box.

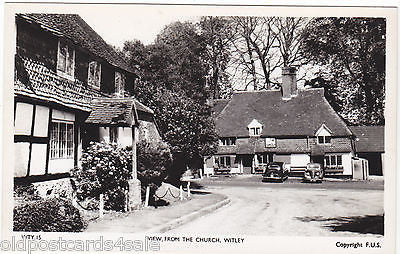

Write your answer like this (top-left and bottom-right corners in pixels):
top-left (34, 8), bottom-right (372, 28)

top-left (145, 186), bottom-right (150, 207)
top-left (187, 182), bottom-right (191, 198)
top-left (99, 193), bottom-right (104, 218)
top-left (180, 185), bottom-right (183, 201)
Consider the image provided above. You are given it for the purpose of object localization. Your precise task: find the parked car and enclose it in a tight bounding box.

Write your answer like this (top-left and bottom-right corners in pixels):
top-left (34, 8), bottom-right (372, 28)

top-left (303, 163), bottom-right (324, 183)
top-left (262, 162), bottom-right (289, 182)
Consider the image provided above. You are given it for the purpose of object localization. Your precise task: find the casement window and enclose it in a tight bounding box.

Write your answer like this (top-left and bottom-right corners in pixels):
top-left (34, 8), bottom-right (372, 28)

top-left (88, 61), bottom-right (101, 89)
top-left (317, 136), bottom-right (332, 144)
top-left (50, 121), bottom-right (74, 159)
top-left (218, 156), bottom-right (232, 168)
top-left (110, 127), bottom-right (118, 144)
top-left (248, 119), bottom-right (262, 137)
top-left (220, 137), bottom-right (236, 146)
top-left (115, 71), bottom-right (126, 95)
top-left (324, 154), bottom-right (343, 168)
top-left (265, 137), bottom-right (276, 148)
top-left (256, 153), bottom-right (271, 165)
top-left (250, 127), bottom-right (261, 136)
top-left (57, 41), bottom-right (75, 79)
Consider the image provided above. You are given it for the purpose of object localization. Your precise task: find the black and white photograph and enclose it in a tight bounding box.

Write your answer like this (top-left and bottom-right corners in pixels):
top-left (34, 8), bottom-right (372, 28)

top-left (2, 2), bottom-right (397, 254)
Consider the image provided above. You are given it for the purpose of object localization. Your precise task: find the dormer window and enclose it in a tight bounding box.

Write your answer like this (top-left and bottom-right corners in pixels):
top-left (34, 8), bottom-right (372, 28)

top-left (316, 124), bottom-right (332, 145)
top-left (220, 137), bottom-right (236, 146)
top-left (88, 61), bottom-right (101, 89)
top-left (248, 119), bottom-right (262, 137)
top-left (115, 71), bottom-right (125, 96)
top-left (57, 41), bottom-right (75, 80)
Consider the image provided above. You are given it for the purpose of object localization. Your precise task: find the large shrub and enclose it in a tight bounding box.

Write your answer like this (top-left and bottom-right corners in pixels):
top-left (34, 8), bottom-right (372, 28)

top-left (70, 142), bottom-right (132, 211)
top-left (14, 198), bottom-right (85, 232)
top-left (136, 140), bottom-right (172, 203)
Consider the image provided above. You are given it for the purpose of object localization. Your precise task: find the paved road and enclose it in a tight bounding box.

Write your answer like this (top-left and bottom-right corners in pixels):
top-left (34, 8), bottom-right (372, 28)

top-left (169, 176), bottom-right (384, 236)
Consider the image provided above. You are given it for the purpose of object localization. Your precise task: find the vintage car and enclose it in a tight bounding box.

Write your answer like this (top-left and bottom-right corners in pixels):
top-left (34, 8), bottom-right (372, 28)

top-left (262, 162), bottom-right (289, 182)
top-left (303, 163), bottom-right (324, 183)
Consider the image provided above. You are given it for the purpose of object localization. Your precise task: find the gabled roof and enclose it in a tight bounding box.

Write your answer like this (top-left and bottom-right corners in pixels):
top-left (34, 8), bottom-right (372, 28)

top-left (350, 126), bottom-right (385, 153)
top-left (85, 97), bottom-right (135, 126)
top-left (85, 97), bottom-right (154, 126)
top-left (18, 13), bottom-right (135, 74)
top-left (215, 88), bottom-right (352, 137)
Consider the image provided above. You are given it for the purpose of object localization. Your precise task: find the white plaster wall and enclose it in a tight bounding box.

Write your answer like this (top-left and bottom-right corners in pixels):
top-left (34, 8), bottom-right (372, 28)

top-left (99, 127), bottom-right (110, 143)
top-left (29, 144), bottom-right (47, 175)
top-left (48, 159), bottom-right (74, 174)
top-left (118, 127), bottom-right (132, 147)
top-left (33, 105), bottom-right (49, 137)
top-left (52, 109), bottom-right (75, 121)
top-left (290, 154), bottom-right (310, 167)
top-left (342, 153), bottom-right (353, 175)
top-left (14, 142), bottom-right (30, 177)
top-left (15, 102), bottom-right (33, 135)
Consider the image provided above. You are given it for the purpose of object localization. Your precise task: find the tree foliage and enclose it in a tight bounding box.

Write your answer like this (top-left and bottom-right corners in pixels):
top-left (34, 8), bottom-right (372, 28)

top-left (122, 21), bottom-right (219, 173)
top-left (302, 17), bottom-right (386, 125)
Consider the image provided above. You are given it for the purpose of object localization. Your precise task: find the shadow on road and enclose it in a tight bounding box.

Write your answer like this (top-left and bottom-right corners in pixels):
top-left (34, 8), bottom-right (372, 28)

top-left (296, 214), bottom-right (384, 235)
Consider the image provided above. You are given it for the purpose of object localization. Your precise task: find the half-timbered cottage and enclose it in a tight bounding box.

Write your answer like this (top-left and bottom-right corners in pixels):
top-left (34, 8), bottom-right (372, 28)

top-left (205, 67), bottom-right (356, 177)
top-left (13, 14), bottom-right (159, 204)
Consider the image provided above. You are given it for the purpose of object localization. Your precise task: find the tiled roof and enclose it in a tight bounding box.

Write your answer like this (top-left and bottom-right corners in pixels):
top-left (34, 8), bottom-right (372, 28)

top-left (85, 97), bottom-right (135, 125)
top-left (15, 55), bottom-right (103, 111)
top-left (216, 136), bottom-right (352, 155)
top-left (215, 89), bottom-right (352, 137)
top-left (210, 99), bottom-right (229, 117)
top-left (85, 97), bottom-right (154, 125)
top-left (18, 13), bottom-right (135, 74)
top-left (350, 126), bottom-right (385, 153)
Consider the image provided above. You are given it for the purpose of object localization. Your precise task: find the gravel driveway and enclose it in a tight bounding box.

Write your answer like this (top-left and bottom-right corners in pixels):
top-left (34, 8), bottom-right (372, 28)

top-left (169, 177), bottom-right (384, 237)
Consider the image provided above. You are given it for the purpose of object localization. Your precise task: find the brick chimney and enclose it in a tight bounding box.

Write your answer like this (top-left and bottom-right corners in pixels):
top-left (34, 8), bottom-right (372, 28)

top-left (281, 66), bottom-right (298, 99)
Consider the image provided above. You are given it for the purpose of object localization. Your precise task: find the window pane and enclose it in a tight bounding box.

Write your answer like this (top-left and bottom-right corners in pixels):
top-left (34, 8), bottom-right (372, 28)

top-left (325, 156), bottom-right (330, 166)
top-left (331, 155), bottom-right (337, 166)
top-left (59, 123), bottom-right (66, 158)
top-left (318, 136), bottom-right (324, 144)
top-left (57, 43), bottom-right (67, 72)
top-left (50, 122), bottom-right (59, 159)
top-left (337, 155), bottom-right (342, 166)
top-left (226, 157), bottom-right (231, 166)
top-left (325, 136), bottom-right (331, 143)
top-left (67, 124), bottom-right (74, 158)
top-left (67, 46), bottom-right (74, 76)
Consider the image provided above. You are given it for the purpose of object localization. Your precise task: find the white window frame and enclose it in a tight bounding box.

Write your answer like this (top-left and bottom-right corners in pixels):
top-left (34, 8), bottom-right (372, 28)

top-left (265, 137), bottom-right (277, 148)
top-left (115, 71), bottom-right (126, 96)
top-left (88, 61), bottom-right (102, 89)
top-left (218, 156), bottom-right (232, 168)
top-left (248, 119), bottom-right (262, 137)
top-left (57, 41), bottom-right (75, 80)
top-left (317, 136), bottom-right (332, 144)
top-left (220, 137), bottom-right (236, 146)
top-left (50, 120), bottom-right (74, 159)
top-left (324, 154), bottom-right (343, 169)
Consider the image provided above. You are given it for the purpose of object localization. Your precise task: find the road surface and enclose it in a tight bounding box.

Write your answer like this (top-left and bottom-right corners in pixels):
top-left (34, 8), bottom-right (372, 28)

top-left (169, 176), bottom-right (384, 237)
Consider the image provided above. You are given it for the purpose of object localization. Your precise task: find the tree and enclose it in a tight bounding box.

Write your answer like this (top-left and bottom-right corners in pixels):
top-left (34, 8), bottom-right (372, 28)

top-left (302, 18), bottom-right (386, 125)
top-left (121, 22), bottom-right (219, 180)
top-left (198, 16), bottom-right (234, 99)
top-left (229, 17), bottom-right (280, 90)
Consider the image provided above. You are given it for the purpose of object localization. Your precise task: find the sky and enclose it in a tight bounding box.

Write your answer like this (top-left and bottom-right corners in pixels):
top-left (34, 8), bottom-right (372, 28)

top-left (77, 6), bottom-right (197, 48)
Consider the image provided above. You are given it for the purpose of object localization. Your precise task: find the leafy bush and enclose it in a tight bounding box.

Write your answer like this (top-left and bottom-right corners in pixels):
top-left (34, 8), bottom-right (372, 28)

top-left (14, 184), bottom-right (41, 202)
top-left (70, 142), bottom-right (132, 211)
top-left (136, 140), bottom-right (172, 203)
top-left (14, 198), bottom-right (85, 232)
